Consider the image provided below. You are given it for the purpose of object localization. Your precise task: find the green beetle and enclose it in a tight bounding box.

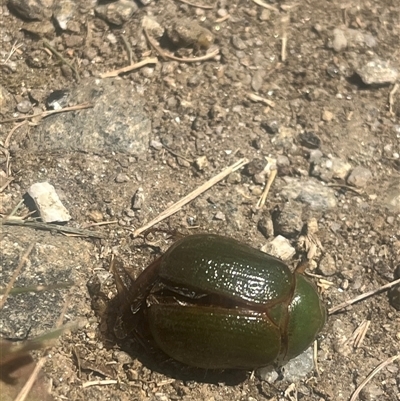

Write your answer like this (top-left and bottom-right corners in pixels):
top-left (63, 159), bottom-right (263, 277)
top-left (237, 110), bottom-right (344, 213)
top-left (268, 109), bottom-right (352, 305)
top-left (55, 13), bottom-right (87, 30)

top-left (118, 234), bottom-right (326, 370)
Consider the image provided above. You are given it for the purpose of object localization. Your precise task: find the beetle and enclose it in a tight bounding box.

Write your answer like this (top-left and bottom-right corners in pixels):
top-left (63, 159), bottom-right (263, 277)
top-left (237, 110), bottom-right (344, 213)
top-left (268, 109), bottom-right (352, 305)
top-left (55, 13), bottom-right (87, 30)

top-left (116, 234), bottom-right (326, 370)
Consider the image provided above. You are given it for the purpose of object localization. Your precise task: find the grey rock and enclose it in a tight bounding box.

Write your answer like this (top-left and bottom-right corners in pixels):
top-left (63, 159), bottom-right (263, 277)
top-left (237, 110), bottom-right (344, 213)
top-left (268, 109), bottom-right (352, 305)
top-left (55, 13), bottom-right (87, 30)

top-left (280, 346), bottom-right (314, 381)
top-left (281, 178), bottom-right (337, 210)
top-left (142, 16), bottom-right (164, 39)
top-left (16, 99), bottom-right (32, 113)
top-left (231, 35), bottom-right (247, 50)
top-left (309, 149), bottom-right (323, 164)
top-left (25, 79), bottom-right (151, 155)
top-left (258, 215), bottom-right (274, 239)
top-left (132, 188), bottom-right (144, 210)
top-left (115, 173), bottom-right (130, 183)
top-left (356, 59), bottom-right (398, 85)
top-left (27, 182), bottom-right (71, 223)
top-left (53, 0), bottom-right (75, 30)
top-left (382, 178), bottom-right (400, 212)
top-left (347, 166), bottom-right (372, 188)
top-left (332, 28), bottom-right (347, 52)
top-left (0, 85), bottom-right (16, 114)
top-left (331, 157), bottom-right (351, 180)
top-left (257, 365), bottom-right (279, 382)
top-left (311, 157), bottom-right (334, 182)
top-left (95, 0), bottom-right (138, 26)
top-left (318, 254), bottom-right (337, 276)
top-left (8, 0), bottom-right (54, 20)
top-left (251, 70), bottom-right (264, 92)
top-left (274, 201), bottom-right (303, 237)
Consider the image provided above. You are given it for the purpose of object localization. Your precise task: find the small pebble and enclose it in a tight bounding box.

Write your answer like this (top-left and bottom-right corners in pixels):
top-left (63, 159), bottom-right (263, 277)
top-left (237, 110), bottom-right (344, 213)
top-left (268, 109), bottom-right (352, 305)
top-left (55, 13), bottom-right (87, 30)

top-left (261, 235), bottom-right (295, 261)
top-left (195, 156), bottom-right (208, 171)
top-left (274, 201), bottom-right (303, 237)
top-left (318, 254), bottom-right (337, 276)
top-left (258, 215), bottom-right (274, 239)
top-left (132, 187), bottom-right (144, 210)
top-left (231, 35), bottom-right (247, 50)
top-left (322, 109), bottom-right (334, 122)
top-left (214, 211), bottom-right (226, 221)
top-left (17, 100), bottom-right (32, 113)
top-left (115, 173), bottom-right (130, 183)
top-left (332, 28), bottom-right (347, 52)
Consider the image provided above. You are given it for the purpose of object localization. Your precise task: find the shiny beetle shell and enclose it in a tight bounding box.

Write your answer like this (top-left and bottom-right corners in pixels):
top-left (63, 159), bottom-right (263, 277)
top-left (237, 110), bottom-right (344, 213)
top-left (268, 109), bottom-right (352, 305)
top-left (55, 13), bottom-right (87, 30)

top-left (123, 234), bottom-right (326, 370)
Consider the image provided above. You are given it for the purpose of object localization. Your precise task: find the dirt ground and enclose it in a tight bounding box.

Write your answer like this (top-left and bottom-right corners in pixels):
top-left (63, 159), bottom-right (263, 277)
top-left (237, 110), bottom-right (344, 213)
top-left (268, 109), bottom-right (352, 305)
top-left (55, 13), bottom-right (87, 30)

top-left (1, 0), bottom-right (399, 400)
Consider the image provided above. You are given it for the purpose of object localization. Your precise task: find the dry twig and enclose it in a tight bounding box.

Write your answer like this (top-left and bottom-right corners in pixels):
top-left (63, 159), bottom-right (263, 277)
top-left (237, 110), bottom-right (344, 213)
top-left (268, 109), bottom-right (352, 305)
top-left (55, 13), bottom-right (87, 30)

top-left (132, 158), bottom-right (249, 237)
top-left (250, 0), bottom-right (279, 13)
top-left (256, 168), bottom-right (277, 209)
top-left (174, 0), bottom-right (215, 9)
top-left (82, 379), bottom-right (118, 388)
top-left (328, 277), bottom-right (400, 314)
top-left (349, 354), bottom-right (400, 401)
top-left (389, 83), bottom-right (399, 115)
top-left (0, 103), bottom-right (93, 125)
top-left (43, 39), bottom-right (80, 82)
top-left (247, 92), bottom-right (275, 107)
top-left (99, 57), bottom-right (158, 78)
top-left (1, 218), bottom-right (107, 239)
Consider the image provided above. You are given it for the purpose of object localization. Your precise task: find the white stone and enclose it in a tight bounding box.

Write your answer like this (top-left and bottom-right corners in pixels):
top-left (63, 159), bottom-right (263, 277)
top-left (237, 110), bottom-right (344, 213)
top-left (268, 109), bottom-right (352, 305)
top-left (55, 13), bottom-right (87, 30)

top-left (28, 182), bottom-right (71, 223)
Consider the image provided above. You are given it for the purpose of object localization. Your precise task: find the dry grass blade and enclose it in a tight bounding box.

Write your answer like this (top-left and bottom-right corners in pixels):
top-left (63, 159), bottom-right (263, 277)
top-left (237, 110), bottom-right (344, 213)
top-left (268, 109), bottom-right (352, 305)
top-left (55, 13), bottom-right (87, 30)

top-left (132, 158), bottom-right (249, 237)
top-left (349, 354), bottom-right (400, 401)
top-left (328, 277), bottom-right (400, 314)
top-left (0, 243), bottom-right (35, 310)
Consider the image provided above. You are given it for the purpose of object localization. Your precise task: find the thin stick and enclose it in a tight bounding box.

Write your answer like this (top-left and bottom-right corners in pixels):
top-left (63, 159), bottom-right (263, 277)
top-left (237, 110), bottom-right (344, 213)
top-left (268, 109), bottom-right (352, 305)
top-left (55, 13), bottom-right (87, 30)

top-left (99, 57), bottom-right (158, 78)
top-left (281, 29), bottom-right (288, 62)
top-left (328, 277), bottom-right (400, 314)
top-left (132, 158), bottom-right (249, 237)
top-left (6, 198), bottom-right (25, 218)
top-left (256, 168), bottom-right (277, 209)
top-left (250, 0), bottom-right (279, 13)
top-left (0, 243), bottom-right (35, 310)
top-left (82, 379), bottom-right (118, 388)
top-left (162, 48), bottom-right (220, 63)
top-left (162, 144), bottom-right (193, 163)
top-left (121, 35), bottom-right (133, 65)
top-left (215, 14), bottom-right (230, 23)
top-left (389, 83), bottom-right (399, 115)
top-left (4, 120), bottom-right (28, 148)
top-left (174, 0), bottom-right (216, 9)
top-left (81, 220), bottom-right (118, 228)
top-left (43, 39), bottom-right (80, 82)
top-left (0, 103), bottom-right (93, 124)
top-left (349, 354), bottom-right (400, 401)
top-left (0, 176), bottom-right (14, 192)
top-left (1, 218), bottom-right (107, 239)
top-left (143, 28), bottom-right (167, 61)
top-left (247, 92), bottom-right (275, 107)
